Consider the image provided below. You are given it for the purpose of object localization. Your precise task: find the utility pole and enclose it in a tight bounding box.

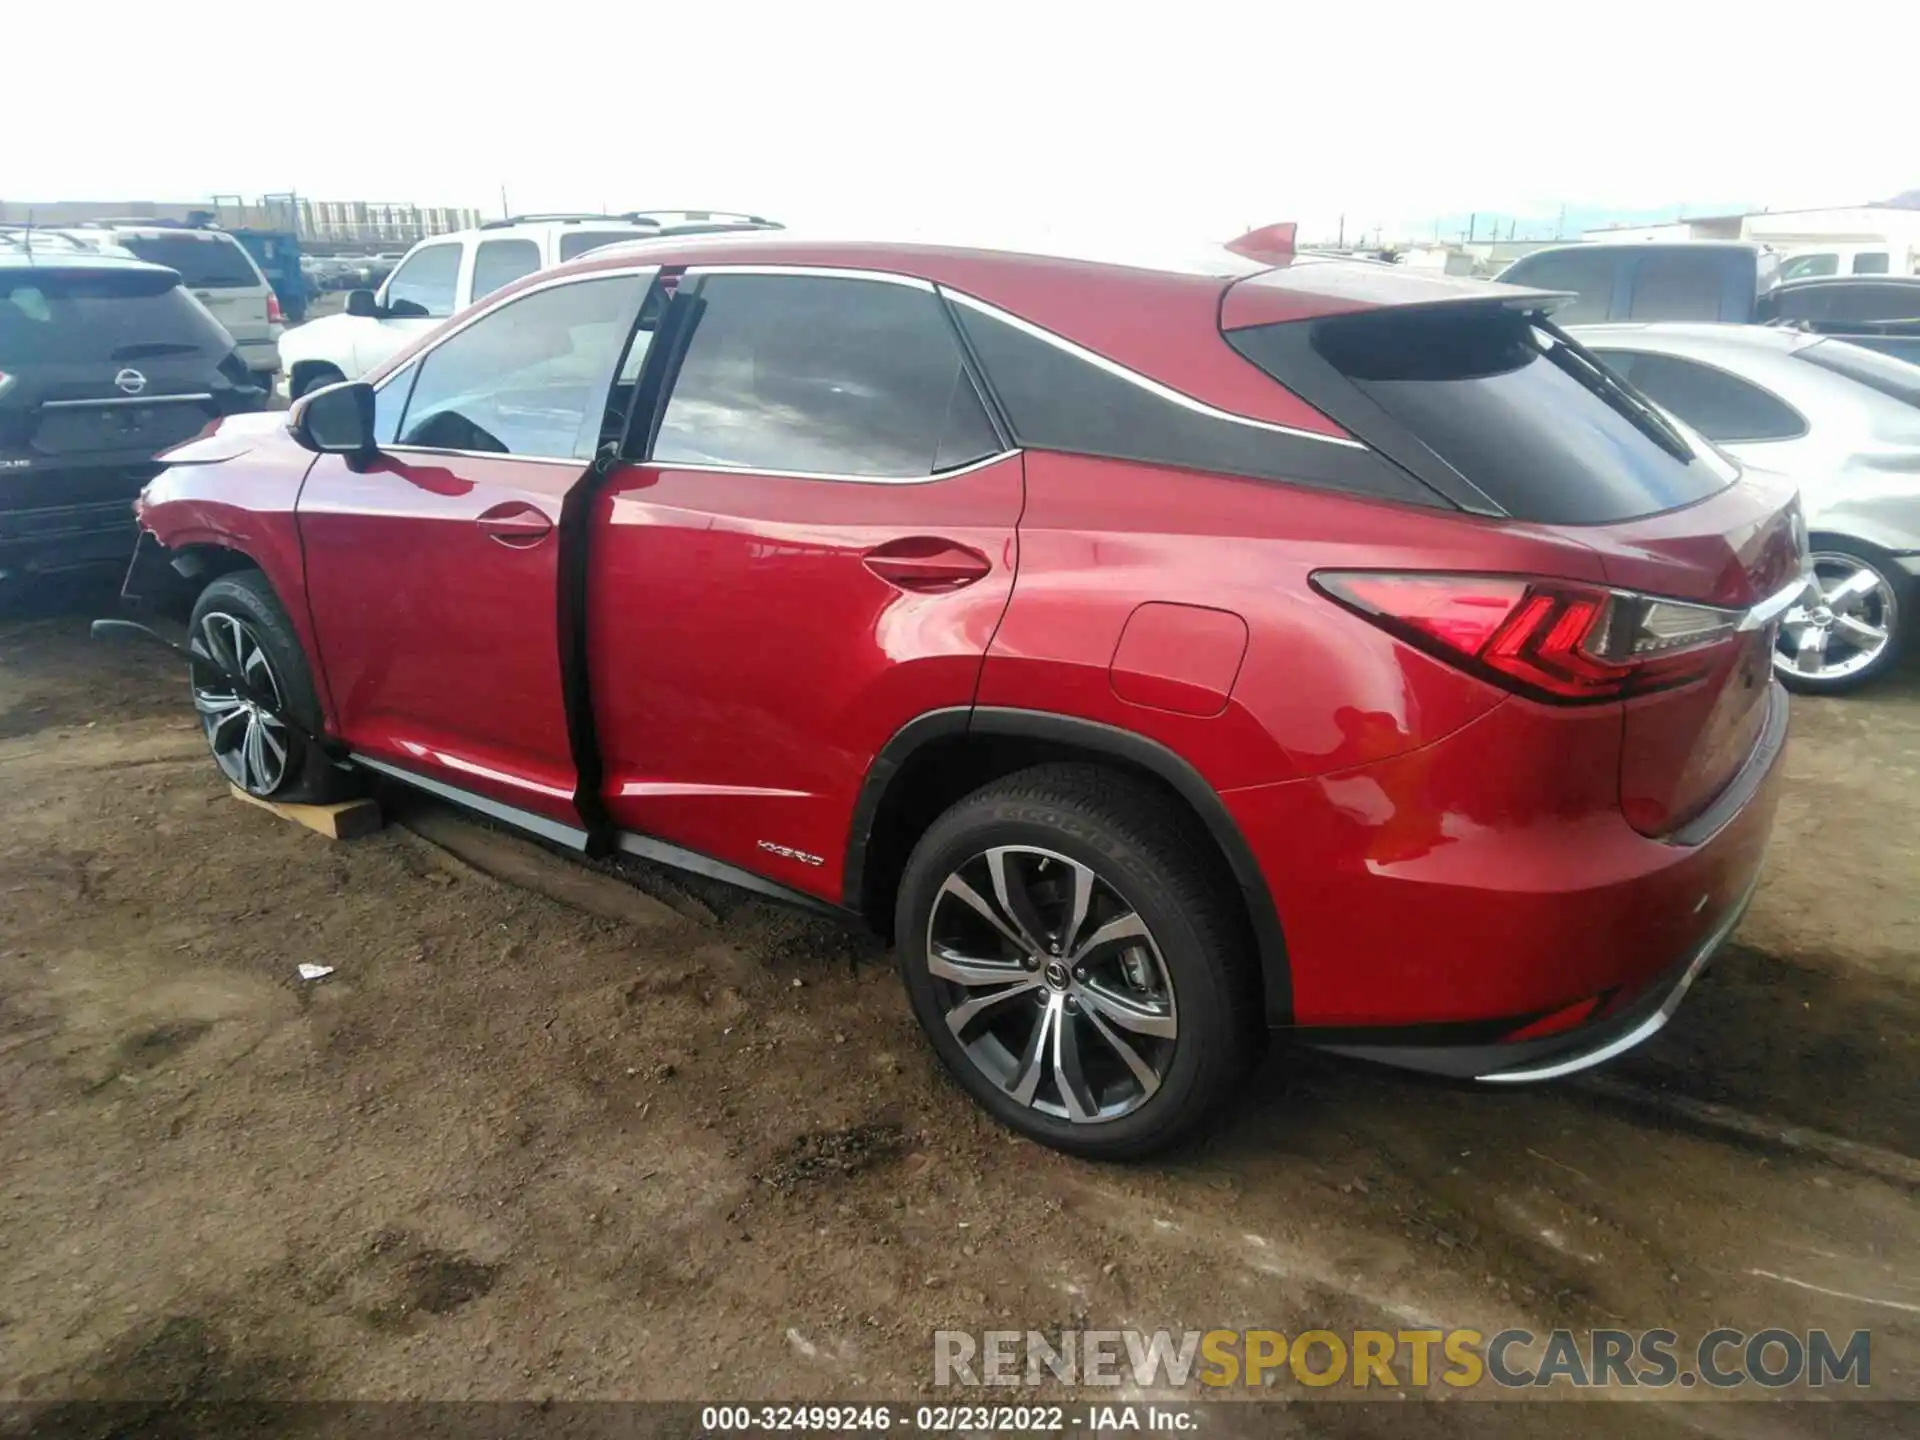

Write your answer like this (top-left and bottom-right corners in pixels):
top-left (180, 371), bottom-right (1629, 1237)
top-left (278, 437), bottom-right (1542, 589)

top-left (500, 184), bottom-right (510, 220)
top-left (1337, 213), bottom-right (1345, 248)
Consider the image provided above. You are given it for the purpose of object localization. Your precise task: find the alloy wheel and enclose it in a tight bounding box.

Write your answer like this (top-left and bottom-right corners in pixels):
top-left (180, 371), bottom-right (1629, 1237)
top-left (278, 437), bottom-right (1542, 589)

top-left (924, 846), bottom-right (1178, 1123)
top-left (1775, 552), bottom-right (1898, 683)
top-left (190, 612), bottom-right (291, 795)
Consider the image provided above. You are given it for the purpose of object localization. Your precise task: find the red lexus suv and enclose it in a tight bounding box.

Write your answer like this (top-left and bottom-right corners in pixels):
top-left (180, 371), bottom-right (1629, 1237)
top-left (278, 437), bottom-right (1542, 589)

top-left (123, 230), bottom-right (1803, 1157)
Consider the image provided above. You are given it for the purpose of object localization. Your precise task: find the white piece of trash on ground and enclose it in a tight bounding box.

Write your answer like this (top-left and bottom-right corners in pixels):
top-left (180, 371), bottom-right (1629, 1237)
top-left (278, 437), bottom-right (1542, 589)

top-left (297, 964), bottom-right (335, 982)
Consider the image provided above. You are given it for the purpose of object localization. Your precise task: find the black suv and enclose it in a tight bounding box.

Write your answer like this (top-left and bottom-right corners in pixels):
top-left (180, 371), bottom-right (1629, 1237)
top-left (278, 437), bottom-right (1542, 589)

top-left (0, 249), bottom-right (267, 588)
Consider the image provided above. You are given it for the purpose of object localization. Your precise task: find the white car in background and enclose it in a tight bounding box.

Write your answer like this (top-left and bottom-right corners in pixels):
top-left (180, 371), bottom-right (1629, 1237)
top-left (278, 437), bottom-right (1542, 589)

top-left (278, 210), bottom-right (781, 398)
top-left (1572, 322), bottom-right (1920, 692)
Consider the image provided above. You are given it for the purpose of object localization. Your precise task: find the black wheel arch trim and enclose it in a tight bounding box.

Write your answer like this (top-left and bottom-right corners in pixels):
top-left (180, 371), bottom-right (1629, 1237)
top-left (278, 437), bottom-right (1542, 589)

top-left (845, 705), bottom-right (1294, 1025)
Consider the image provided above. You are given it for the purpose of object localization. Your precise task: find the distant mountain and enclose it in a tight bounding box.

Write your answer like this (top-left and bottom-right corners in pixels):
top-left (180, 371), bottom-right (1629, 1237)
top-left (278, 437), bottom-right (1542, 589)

top-left (1881, 189), bottom-right (1920, 210)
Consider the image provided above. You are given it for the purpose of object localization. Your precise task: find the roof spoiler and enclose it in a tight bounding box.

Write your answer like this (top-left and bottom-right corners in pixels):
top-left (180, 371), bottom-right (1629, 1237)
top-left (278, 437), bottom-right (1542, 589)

top-left (1225, 222), bottom-right (1297, 264)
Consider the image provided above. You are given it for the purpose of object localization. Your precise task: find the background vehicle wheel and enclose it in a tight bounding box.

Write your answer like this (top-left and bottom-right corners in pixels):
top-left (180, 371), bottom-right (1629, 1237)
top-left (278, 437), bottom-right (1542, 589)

top-left (187, 571), bottom-right (358, 803)
top-left (896, 764), bottom-right (1259, 1159)
top-left (292, 364), bottom-right (346, 399)
top-left (1775, 544), bottom-right (1906, 694)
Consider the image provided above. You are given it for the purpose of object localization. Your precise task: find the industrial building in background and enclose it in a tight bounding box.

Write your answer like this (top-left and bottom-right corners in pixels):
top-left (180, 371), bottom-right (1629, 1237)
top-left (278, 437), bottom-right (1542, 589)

top-left (0, 195), bottom-right (482, 251)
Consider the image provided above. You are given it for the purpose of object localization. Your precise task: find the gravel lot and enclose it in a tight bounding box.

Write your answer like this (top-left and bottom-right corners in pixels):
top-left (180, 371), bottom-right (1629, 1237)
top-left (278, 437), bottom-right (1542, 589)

top-left (1, 579), bottom-right (1915, 1434)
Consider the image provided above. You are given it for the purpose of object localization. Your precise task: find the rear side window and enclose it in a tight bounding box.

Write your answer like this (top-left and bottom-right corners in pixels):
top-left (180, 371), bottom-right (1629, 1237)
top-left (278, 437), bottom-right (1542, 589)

top-left (0, 268), bottom-right (231, 367)
top-left (1853, 252), bottom-right (1891, 275)
top-left (114, 233), bottom-right (260, 289)
top-left (560, 231), bottom-right (648, 261)
top-left (1795, 339), bottom-right (1920, 408)
top-left (1596, 351), bottom-right (1807, 442)
top-left (953, 299), bottom-right (1431, 502)
top-left (1628, 251), bottom-right (1730, 321)
top-left (384, 243), bottom-right (461, 317)
top-left (471, 239), bottom-right (540, 300)
top-left (1780, 253), bottom-right (1839, 281)
top-left (653, 274), bottom-right (1000, 478)
top-left (1498, 250), bottom-right (1619, 323)
top-left (1229, 306), bottom-right (1736, 525)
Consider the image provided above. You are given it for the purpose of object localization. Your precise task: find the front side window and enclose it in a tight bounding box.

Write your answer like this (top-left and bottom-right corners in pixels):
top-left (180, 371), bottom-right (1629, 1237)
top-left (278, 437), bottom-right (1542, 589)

top-left (384, 243), bottom-right (461, 317)
top-left (1596, 350), bottom-right (1806, 442)
top-left (653, 273), bottom-right (1000, 477)
top-left (374, 361), bottom-right (417, 443)
top-left (395, 274), bottom-right (648, 459)
top-left (471, 239), bottom-right (540, 300)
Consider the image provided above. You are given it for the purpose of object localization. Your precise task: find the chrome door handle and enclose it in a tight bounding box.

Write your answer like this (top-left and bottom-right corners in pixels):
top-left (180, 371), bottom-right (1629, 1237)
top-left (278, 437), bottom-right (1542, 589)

top-left (476, 501), bottom-right (553, 549)
top-left (863, 537), bottom-right (993, 593)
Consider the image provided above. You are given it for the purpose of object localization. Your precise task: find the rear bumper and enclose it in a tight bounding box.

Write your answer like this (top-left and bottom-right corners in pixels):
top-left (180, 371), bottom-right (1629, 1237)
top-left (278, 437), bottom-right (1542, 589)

top-left (1310, 871), bottom-right (1756, 1082)
top-left (0, 473), bottom-right (150, 584)
top-left (234, 337), bottom-right (281, 375)
top-left (1234, 679), bottom-right (1788, 1055)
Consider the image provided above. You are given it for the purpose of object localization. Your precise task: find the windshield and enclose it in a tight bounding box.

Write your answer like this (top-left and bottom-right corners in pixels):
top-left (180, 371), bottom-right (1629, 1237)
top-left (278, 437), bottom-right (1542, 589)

top-left (1796, 338), bottom-right (1920, 409)
top-left (116, 233), bottom-right (260, 289)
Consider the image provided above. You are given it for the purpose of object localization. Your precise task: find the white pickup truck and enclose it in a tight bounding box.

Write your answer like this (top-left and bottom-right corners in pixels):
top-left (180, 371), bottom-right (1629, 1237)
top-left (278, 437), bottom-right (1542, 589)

top-left (279, 211), bottom-right (781, 398)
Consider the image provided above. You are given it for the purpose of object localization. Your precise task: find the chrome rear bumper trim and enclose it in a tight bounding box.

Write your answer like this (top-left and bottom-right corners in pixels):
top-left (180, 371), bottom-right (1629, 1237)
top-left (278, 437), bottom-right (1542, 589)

top-left (1475, 874), bottom-right (1759, 1085)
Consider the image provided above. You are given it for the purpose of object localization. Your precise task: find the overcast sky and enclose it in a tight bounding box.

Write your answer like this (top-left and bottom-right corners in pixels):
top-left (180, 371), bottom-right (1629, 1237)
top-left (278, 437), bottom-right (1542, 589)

top-left (8, 0), bottom-right (1912, 247)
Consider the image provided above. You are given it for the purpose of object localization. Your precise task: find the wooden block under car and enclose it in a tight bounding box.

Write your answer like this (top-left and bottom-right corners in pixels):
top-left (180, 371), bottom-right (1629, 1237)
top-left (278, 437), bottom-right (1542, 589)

top-left (229, 784), bottom-right (383, 841)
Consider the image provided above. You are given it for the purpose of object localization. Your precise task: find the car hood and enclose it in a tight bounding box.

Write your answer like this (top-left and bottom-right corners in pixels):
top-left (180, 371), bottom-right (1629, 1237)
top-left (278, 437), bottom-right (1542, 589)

top-left (277, 312), bottom-right (359, 364)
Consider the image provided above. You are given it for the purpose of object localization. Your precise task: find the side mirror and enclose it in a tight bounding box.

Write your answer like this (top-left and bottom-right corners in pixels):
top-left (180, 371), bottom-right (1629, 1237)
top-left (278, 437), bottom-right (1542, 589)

top-left (291, 381), bottom-right (378, 460)
top-left (345, 288), bottom-right (380, 318)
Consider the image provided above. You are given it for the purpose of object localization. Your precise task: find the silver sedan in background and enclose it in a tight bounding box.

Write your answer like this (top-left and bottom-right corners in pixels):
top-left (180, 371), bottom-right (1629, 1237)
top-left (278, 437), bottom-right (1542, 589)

top-left (1572, 323), bottom-right (1920, 692)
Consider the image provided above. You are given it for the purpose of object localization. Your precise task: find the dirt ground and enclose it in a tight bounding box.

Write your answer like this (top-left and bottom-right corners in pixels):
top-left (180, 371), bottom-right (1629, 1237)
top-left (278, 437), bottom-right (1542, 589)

top-left (1, 578), bottom-right (1915, 1435)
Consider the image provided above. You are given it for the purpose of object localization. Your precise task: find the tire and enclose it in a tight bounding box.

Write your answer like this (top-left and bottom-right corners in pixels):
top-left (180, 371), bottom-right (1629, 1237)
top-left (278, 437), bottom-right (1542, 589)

top-left (895, 763), bottom-right (1259, 1159)
top-left (1775, 542), bottom-right (1907, 695)
top-left (187, 570), bottom-right (358, 803)
top-left (292, 364), bottom-right (346, 399)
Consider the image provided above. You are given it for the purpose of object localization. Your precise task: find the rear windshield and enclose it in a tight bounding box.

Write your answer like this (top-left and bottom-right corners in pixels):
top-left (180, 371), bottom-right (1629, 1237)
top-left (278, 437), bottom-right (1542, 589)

top-left (1229, 305), bottom-right (1737, 524)
top-left (115, 233), bottom-right (259, 289)
top-left (0, 268), bottom-right (232, 367)
top-left (1797, 338), bottom-right (1920, 408)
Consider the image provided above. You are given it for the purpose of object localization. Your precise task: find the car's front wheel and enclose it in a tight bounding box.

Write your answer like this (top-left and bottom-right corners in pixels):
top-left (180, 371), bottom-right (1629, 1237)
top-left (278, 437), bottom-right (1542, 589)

top-left (1775, 544), bottom-right (1907, 694)
top-left (188, 571), bottom-right (357, 803)
top-left (896, 765), bottom-right (1258, 1158)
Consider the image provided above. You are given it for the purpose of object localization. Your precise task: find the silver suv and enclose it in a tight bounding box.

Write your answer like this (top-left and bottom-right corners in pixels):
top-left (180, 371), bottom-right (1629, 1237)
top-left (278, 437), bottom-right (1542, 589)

top-left (74, 224), bottom-right (282, 385)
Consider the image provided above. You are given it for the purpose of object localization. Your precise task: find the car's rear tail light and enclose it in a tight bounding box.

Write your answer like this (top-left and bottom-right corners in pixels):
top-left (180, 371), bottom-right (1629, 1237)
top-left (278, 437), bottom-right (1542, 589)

top-left (1312, 571), bottom-right (1741, 703)
top-left (266, 291), bottom-right (284, 323)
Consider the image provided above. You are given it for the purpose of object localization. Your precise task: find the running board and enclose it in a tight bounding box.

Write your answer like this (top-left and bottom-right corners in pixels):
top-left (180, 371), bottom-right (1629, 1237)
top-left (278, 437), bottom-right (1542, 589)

top-left (348, 754), bottom-right (849, 920)
top-left (352, 756), bottom-right (592, 850)
top-left (615, 832), bottom-right (848, 918)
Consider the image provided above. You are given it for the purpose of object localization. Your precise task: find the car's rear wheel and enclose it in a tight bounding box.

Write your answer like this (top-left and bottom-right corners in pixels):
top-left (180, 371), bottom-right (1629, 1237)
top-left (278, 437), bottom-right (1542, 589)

top-left (1775, 545), bottom-right (1906, 694)
top-left (187, 571), bottom-right (357, 803)
top-left (896, 765), bottom-right (1257, 1159)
